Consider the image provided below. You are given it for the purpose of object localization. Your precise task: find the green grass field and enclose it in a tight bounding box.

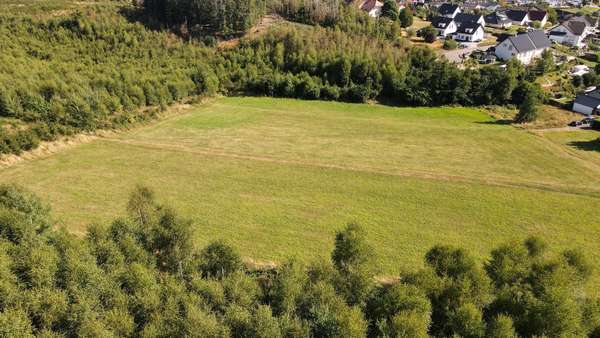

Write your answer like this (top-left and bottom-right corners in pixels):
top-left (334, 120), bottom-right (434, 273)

top-left (1, 97), bottom-right (600, 281)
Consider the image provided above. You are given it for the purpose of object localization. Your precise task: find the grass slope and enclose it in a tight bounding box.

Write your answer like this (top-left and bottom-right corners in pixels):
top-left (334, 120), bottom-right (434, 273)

top-left (1, 97), bottom-right (599, 281)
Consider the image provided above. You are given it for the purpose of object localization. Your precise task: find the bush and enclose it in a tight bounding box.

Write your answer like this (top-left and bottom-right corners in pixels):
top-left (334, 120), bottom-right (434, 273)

top-left (399, 8), bottom-right (414, 28)
top-left (443, 39), bottom-right (458, 50)
top-left (198, 241), bottom-right (243, 279)
top-left (421, 26), bottom-right (438, 43)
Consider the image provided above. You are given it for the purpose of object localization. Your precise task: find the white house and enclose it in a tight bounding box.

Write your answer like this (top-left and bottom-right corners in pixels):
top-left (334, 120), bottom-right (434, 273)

top-left (359, 0), bottom-right (383, 17)
top-left (453, 22), bottom-right (485, 42)
top-left (573, 88), bottom-right (600, 115)
top-left (484, 12), bottom-right (512, 28)
top-left (528, 10), bottom-right (548, 27)
top-left (431, 16), bottom-right (457, 37)
top-left (505, 9), bottom-right (530, 25)
top-left (494, 30), bottom-right (551, 65)
top-left (549, 20), bottom-right (588, 47)
top-left (438, 3), bottom-right (461, 18)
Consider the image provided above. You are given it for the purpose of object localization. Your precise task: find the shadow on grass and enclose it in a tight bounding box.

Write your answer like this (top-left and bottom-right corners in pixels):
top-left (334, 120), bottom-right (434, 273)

top-left (475, 119), bottom-right (513, 125)
top-left (568, 139), bottom-right (600, 152)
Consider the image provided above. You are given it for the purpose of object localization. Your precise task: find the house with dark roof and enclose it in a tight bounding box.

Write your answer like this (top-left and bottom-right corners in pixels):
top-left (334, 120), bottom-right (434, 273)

top-left (570, 15), bottom-right (597, 29)
top-left (453, 22), bottom-right (485, 41)
top-left (505, 9), bottom-right (530, 25)
top-left (431, 16), bottom-right (457, 37)
top-left (549, 20), bottom-right (588, 47)
top-left (528, 10), bottom-right (548, 26)
top-left (549, 15), bottom-right (596, 47)
top-left (485, 12), bottom-right (512, 28)
top-left (494, 30), bottom-right (551, 64)
top-left (454, 13), bottom-right (486, 28)
top-left (438, 3), bottom-right (461, 18)
top-left (359, 0), bottom-right (384, 17)
top-left (573, 88), bottom-right (600, 115)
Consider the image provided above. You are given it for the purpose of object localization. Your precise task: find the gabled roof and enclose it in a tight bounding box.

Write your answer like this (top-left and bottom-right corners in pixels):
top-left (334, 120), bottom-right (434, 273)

top-left (502, 30), bottom-right (550, 53)
top-left (506, 9), bottom-right (528, 22)
top-left (570, 15), bottom-right (596, 27)
top-left (456, 22), bottom-right (483, 34)
top-left (454, 13), bottom-right (483, 24)
top-left (563, 20), bottom-right (587, 35)
top-left (528, 10), bottom-right (547, 22)
top-left (485, 12), bottom-right (511, 25)
top-left (431, 16), bottom-right (454, 29)
top-left (586, 88), bottom-right (600, 100)
top-left (528, 29), bottom-right (552, 48)
top-left (360, 0), bottom-right (383, 11)
top-left (575, 92), bottom-right (600, 108)
top-left (438, 3), bottom-right (460, 15)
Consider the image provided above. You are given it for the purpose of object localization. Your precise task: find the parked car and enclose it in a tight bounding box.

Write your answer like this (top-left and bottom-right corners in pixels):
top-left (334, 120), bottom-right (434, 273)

top-left (582, 117), bottom-right (596, 124)
top-left (569, 120), bottom-right (582, 127)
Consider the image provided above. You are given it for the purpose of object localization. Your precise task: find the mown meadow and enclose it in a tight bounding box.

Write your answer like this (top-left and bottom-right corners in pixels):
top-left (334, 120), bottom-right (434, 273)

top-left (2, 97), bottom-right (599, 284)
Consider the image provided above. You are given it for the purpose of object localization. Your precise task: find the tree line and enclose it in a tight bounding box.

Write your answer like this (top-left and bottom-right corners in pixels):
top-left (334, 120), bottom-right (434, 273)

top-left (0, 4), bottom-right (544, 158)
top-left (0, 184), bottom-right (598, 337)
top-left (141, 0), bottom-right (268, 36)
top-left (218, 26), bottom-right (544, 113)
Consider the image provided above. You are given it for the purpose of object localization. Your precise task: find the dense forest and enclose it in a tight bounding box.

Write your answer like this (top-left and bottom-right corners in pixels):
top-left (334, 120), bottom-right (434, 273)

top-left (0, 1), bottom-right (544, 155)
top-left (0, 183), bottom-right (598, 337)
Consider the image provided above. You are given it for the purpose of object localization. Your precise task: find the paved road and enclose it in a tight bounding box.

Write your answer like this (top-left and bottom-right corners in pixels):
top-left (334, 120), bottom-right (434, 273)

top-left (441, 42), bottom-right (481, 63)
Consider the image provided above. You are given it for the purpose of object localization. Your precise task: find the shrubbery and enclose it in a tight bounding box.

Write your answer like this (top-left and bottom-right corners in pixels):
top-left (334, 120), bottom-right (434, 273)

top-left (0, 184), bottom-right (598, 337)
top-left (443, 39), bottom-right (458, 50)
top-left (0, 10), bottom-right (213, 155)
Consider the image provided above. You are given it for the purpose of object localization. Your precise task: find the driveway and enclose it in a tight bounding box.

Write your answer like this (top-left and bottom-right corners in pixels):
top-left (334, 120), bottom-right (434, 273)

top-left (441, 42), bottom-right (481, 63)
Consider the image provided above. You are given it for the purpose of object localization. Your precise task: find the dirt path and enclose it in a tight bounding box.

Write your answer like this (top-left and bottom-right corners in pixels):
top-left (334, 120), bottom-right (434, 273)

top-left (218, 15), bottom-right (285, 49)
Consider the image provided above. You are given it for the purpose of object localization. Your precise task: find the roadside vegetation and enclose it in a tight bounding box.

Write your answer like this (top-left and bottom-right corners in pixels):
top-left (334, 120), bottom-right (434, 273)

top-left (0, 184), bottom-right (599, 337)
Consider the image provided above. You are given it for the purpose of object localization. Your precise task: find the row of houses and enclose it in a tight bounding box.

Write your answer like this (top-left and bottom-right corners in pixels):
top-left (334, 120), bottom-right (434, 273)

top-left (414, 0), bottom-right (581, 9)
top-left (483, 8), bottom-right (549, 27)
top-left (431, 4), bottom-right (486, 41)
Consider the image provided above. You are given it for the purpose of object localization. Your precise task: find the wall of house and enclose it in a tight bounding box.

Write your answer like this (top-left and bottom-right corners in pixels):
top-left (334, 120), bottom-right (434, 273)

top-left (573, 102), bottom-right (595, 115)
top-left (495, 41), bottom-right (515, 60)
top-left (454, 28), bottom-right (484, 41)
top-left (437, 22), bottom-right (457, 37)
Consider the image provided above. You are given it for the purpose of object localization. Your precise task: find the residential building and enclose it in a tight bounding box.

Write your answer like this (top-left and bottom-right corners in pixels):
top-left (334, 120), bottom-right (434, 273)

top-left (528, 10), bottom-right (548, 26)
top-left (549, 15), bottom-right (597, 47)
top-left (549, 19), bottom-right (588, 47)
top-left (484, 12), bottom-right (513, 28)
top-left (573, 88), bottom-right (600, 115)
top-left (543, 0), bottom-right (565, 7)
top-left (431, 16), bottom-right (458, 36)
top-left (505, 9), bottom-right (530, 25)
top-left (438, 3), bottom-right (461, 18)
top-left (570, 15), bottom-right (598, 29)
top-left (494, 30), bottom-right (551, 64)
top-left (453, 22), bottom-right (485, 41)
top-left (359, 0), bottom-right (384, 17)
top-left (454, 12), bottom-right (486, 27)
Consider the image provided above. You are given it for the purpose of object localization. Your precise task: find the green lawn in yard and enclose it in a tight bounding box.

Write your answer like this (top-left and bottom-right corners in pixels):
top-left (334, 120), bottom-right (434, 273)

top-left (1, 97), bottom-right (599, 283)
